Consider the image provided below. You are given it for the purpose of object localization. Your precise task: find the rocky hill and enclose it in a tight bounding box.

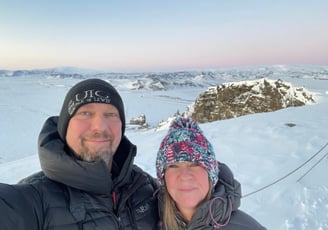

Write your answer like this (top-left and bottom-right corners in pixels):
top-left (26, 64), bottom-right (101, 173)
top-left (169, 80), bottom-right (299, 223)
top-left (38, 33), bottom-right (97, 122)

top-left (187, 78), bottom-right (315, 123)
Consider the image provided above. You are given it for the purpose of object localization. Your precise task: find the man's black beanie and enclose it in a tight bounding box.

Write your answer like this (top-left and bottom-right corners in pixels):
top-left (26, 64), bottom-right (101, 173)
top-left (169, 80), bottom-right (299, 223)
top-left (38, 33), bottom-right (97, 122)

top-left (57, 78), bottom-right (125, 141)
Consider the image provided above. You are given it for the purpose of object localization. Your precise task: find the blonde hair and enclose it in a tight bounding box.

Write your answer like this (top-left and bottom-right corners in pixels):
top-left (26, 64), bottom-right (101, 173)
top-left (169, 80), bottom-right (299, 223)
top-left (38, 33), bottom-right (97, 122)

top-left (161, 182), bottom-right (212, 230)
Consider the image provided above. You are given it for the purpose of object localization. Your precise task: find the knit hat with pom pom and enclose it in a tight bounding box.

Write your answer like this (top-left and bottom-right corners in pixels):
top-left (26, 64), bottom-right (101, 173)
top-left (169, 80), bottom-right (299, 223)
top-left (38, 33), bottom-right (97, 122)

top-left (156, 116), bottom-right (219, 187)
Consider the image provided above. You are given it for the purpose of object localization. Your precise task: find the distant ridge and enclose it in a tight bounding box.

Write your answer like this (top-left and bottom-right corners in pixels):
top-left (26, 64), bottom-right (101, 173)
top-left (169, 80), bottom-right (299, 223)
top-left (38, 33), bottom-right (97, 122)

top-left (1, 65), bottom-right (327, 91)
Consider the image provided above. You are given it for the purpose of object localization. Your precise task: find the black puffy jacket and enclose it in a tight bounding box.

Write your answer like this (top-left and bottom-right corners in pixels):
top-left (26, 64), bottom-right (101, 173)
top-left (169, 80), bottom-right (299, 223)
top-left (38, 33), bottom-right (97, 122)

top-left (0, 116), bottom-right (159, 229)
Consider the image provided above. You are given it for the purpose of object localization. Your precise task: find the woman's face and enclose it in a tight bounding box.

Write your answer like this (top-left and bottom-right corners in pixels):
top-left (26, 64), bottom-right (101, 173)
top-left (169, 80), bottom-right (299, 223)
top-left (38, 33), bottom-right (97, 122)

top-left (164, 161), bottom-right (210, 220)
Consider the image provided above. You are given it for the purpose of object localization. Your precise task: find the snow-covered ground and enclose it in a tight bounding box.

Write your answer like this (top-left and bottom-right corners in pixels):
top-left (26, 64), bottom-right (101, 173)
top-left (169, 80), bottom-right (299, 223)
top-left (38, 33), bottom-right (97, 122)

top-left (0, 65), bottom-right (328, 229)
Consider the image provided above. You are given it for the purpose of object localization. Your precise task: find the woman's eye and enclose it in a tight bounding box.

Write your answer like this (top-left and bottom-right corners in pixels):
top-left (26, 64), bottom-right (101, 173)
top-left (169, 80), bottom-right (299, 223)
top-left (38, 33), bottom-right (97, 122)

top-left (167, 164), bottom-right (178, 169)
top-left (191, 162), bottom-right (200, 167)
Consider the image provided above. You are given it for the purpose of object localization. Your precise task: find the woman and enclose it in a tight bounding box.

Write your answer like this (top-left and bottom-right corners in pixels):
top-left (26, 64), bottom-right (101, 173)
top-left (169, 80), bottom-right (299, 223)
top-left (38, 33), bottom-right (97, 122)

top-left (156, 116), bottom-right (266, 229)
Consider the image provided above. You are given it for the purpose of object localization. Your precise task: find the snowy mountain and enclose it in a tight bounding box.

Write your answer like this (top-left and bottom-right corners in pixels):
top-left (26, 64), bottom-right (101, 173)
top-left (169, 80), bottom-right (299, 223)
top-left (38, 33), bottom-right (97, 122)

top-left (1, 64), bottom-right (328, 91)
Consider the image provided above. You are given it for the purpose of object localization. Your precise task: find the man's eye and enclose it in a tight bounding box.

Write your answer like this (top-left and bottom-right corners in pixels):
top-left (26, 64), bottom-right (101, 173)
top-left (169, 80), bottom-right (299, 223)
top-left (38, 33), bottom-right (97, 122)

top-left (105, 113), bottom-right (117, 117)
top-left (74, 111), bottom-right (91, 119)
top-left (105, 113), bottom-right (121, 121)
top-left (79, 111), bottom-right (90, 116)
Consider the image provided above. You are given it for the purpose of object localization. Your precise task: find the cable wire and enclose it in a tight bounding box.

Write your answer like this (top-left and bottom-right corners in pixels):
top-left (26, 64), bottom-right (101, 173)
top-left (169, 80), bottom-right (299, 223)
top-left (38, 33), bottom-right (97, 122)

top-left (297, 150), bottom-right (328, 182)
top-left (242, 141), bottom-right (328, 198)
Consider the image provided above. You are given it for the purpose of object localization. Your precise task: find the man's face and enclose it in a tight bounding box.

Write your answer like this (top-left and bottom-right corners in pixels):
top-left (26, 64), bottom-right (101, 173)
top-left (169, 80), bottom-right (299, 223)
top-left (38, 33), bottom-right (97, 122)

top-left (66, 103), bottom-right (122, 166)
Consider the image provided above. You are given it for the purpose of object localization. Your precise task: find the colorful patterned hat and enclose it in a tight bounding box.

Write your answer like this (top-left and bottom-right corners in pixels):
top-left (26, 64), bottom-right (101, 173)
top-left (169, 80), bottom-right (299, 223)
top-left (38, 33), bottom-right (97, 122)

top-left (156, 116), bottom-right (219, 187)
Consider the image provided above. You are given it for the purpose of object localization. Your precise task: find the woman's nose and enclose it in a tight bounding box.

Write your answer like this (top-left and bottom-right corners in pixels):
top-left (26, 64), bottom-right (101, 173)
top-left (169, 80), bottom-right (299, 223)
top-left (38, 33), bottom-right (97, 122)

top-left (179, 167), bottom-right (193, 179)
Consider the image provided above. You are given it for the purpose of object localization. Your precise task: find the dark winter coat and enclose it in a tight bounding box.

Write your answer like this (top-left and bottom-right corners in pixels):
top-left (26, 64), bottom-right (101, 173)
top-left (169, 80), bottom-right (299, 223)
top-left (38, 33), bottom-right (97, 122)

top-left (0, 116), bottom-right (159, 229)
top-left (159, 162), bottom-right (266, 230)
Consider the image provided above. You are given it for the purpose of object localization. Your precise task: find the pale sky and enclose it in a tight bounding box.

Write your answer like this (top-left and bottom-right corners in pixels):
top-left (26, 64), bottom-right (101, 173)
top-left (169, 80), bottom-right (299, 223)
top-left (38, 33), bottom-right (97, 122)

top-left (1, 0), bottom-right (327, 72)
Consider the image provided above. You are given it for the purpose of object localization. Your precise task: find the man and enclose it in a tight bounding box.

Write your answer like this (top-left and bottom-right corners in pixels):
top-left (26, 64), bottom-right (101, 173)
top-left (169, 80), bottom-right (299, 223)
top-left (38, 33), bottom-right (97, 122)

top-left (0, 79), bottom-right (159, 229)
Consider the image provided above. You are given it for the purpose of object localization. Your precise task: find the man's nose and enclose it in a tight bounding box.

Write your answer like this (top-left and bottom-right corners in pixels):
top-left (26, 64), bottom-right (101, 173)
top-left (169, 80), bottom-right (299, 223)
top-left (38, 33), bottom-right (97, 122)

top-left (90, 114), bottom-right (107, 131)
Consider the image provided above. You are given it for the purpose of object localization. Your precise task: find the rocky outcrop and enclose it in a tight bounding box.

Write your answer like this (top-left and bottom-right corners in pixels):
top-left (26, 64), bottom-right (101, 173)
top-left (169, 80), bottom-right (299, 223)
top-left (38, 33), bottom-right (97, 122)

top-left (188, 78), bottom-right (315, 123)
top-left (128, 114), bottom-right (149, 129)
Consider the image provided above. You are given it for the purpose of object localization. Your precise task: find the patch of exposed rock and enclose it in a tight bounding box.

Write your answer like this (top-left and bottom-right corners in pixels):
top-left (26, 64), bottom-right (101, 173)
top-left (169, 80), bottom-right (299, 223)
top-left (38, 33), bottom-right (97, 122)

top-left (128, 114), bottom-right (149, 129)
top-left (188, 78), bottom-right (315, 123)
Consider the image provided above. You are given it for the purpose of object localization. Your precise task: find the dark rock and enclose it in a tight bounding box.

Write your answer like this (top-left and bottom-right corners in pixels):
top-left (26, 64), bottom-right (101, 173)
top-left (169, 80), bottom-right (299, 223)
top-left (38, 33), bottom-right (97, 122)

top-left (189, 78), bottom-right (315, 123)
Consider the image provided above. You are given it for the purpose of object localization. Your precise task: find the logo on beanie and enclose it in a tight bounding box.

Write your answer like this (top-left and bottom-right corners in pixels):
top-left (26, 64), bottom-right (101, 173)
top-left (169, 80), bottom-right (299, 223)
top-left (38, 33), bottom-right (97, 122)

top-left (68, 89), bottom-right (112, 115)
